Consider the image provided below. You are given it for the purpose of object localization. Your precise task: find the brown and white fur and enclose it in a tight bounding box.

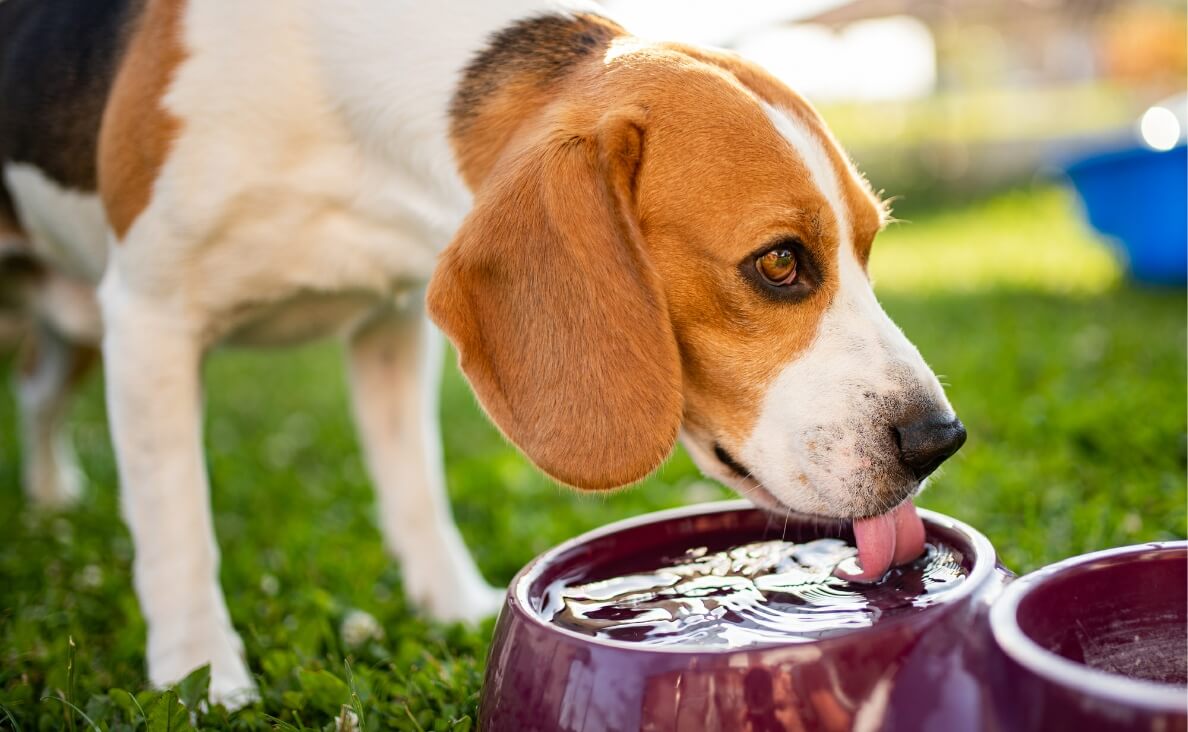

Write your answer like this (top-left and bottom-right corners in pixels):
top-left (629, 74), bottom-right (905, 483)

top-left (0, 0), bottom-right (964, 705)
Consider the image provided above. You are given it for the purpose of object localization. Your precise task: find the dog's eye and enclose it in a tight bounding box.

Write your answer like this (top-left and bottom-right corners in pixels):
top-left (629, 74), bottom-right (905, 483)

top-left (756, 249), bottom-right (798, 286)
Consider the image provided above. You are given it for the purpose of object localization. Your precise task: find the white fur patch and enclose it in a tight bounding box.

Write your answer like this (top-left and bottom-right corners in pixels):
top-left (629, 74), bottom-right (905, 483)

top-left (2, 162), bottom-right (107, 280)
top-left (732, 104), bottom-right (952, 517)
top-left (760, 102), bottom-right (851, 247)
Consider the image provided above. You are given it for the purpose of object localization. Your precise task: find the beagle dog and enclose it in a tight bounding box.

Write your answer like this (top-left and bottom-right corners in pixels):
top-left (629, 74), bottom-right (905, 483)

top-left (0, 0), bottom-right (965, 705)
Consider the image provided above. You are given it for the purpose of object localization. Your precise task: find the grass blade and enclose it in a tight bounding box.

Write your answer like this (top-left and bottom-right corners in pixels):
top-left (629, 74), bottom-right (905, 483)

top-left (67, 636), bottom-right (78, 732)
top-left (401, 703), bottom-right (426, 732)
top-left (343, 659), bottom-right (365, 730)
top-left (40, 697), bottom-right (101, 732)
top-left (0, 701), bottom-right (23, 732)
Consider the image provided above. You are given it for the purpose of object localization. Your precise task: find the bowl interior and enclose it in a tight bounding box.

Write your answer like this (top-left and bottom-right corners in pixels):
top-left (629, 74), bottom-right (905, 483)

top-left (1012, 544), bottom-right (1187, 685)
top-left (515, 501), bottom-right (990, 647)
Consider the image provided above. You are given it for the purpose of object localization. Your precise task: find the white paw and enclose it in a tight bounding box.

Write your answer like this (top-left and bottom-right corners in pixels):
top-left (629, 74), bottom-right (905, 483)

top-left (207, 667), bottom-right (259, 711)
top-left (389, 533), bottom-right (506, 625)
top-left (148, 622), bottom-right (258, 710)
top-left (428, 583), bottom-right (506, 625)
top-left (404, 571), bottom-right (506, 625)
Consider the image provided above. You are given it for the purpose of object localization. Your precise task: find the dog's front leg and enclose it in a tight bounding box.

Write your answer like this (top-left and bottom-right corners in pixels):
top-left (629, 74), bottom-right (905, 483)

top-left (99, 280), bottom-right (256, 707)
top-left (347, 298), bottom-right (503, 623)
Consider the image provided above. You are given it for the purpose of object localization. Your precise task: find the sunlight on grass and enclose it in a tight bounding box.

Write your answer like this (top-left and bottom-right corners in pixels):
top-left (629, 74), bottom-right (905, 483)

top-left (822, 84), bottom-right (1134, 147)
top-left (871, 186), bottom-right (1121, 294)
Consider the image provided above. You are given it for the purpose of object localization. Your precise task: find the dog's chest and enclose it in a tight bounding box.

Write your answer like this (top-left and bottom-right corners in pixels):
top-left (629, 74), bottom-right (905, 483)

top-left (163, 142), bottom-right (461, 345)
top-left (167, 136), bottom-right (465, 347)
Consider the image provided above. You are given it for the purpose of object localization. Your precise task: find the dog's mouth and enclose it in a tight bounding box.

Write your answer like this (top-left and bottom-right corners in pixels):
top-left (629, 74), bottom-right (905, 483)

top-left (711, 441), bottom-right (926, 582)
top-left (712, 442), bottom-right (752, 481)
top-left (712, 442), bottom-right (783, 510)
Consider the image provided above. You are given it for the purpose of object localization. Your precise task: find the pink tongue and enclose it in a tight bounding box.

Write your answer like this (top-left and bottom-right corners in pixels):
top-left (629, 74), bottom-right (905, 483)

top-left (891, 501), bottom-right (927, 566)
top-left (836, 500), bottom-right (926, 583)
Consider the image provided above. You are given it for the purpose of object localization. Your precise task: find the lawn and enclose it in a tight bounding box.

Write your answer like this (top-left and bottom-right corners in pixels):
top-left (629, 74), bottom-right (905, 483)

top-left (1, 186), bottom-right (1185, 730)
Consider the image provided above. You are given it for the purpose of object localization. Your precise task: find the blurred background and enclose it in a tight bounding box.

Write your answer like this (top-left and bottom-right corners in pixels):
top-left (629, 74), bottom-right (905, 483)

top-left (609, 0), bottom-right (1187, 222)
top-left (1, 1), bottom-right (1185, 729)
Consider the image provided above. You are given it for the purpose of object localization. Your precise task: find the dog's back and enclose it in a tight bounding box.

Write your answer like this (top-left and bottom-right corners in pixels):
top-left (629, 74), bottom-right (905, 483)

top-left (0, 0), bottom-right (142, 282)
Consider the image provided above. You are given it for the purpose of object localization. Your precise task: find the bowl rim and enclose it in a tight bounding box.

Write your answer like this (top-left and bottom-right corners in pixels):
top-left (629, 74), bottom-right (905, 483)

top-left (988, 540), bottom-right (1188, 710)
top-left (509, 499), bottom-right (999, 655)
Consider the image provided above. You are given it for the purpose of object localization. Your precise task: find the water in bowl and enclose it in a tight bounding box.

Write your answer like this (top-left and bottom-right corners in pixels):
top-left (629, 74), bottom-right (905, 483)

top-left (544, 538), bottom-right (967, 649)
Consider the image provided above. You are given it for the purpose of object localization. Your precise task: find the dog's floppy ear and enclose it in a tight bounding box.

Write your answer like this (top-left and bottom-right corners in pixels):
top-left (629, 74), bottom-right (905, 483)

top-left (428, 109), bottom-right (682, 490)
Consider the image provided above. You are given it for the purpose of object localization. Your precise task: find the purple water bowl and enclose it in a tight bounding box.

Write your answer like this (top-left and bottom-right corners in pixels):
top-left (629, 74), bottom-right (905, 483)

top-left (987, 541), bottom-right (1187, 732)
top-left (480, 500), bottom-right (1012, 732)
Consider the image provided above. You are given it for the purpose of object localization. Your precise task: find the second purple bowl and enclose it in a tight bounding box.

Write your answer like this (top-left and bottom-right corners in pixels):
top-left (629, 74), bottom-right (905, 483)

top-left (988, 541), bottom-right (1187, 732)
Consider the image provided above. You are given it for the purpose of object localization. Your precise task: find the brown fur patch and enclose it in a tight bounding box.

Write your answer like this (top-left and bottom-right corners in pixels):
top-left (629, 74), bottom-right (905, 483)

top-left (16, 325), bottom-right (98, 384)
top-left (667, 44), bottom-right (887, 262)
top-left (449, 13), bottom-right (624, 190)
top-left (441, 21), bottom-right (886, 486)
top-left (430, 107), bottom-right (682, 490)
top-left (0, 228), bottom-right (42, 311)
top-left (628, 58), bottom-right (837, 448)
top-left (0, 210), bottom-right (25, 245)
top-left (0, 188), bottom-right (22, 240)
top-left (97, 0), bottom-right (187, 240)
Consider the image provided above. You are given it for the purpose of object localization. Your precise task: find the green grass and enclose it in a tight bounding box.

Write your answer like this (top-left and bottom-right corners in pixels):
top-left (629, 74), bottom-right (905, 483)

top-left (1, 186), bottom-right (1185, 730)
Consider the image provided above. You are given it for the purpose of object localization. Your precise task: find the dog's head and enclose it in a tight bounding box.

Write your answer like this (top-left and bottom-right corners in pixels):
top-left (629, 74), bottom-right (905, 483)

top-left (429, 37), bottom-right (964, 521)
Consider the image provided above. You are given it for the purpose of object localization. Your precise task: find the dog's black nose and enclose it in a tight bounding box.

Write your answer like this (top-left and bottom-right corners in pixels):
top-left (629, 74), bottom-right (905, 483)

top-left (895, 415), bottom-right (966, 480)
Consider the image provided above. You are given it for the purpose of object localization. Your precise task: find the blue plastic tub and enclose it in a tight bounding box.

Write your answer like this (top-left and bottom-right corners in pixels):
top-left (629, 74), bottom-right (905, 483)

top-left (1064, 144), bottom-right (1187, 286)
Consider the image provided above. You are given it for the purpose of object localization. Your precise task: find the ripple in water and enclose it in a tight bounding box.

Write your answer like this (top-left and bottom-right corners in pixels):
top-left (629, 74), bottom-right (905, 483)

top-left (545, 539), bottom-right (967, 649)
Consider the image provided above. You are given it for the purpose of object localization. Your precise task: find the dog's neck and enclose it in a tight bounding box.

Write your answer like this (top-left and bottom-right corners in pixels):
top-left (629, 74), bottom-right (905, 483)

top-left (307, 1), bottom-right (620, 196)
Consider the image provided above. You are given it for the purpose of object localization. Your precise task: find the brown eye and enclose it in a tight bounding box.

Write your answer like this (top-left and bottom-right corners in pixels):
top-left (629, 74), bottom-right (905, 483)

top-left (756, 249), bottom-right (798, 285)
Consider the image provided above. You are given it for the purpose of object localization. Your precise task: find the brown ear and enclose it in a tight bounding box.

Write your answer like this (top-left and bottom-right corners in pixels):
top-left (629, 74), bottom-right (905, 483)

top-left (428, 110), bottom-right (682, 490)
